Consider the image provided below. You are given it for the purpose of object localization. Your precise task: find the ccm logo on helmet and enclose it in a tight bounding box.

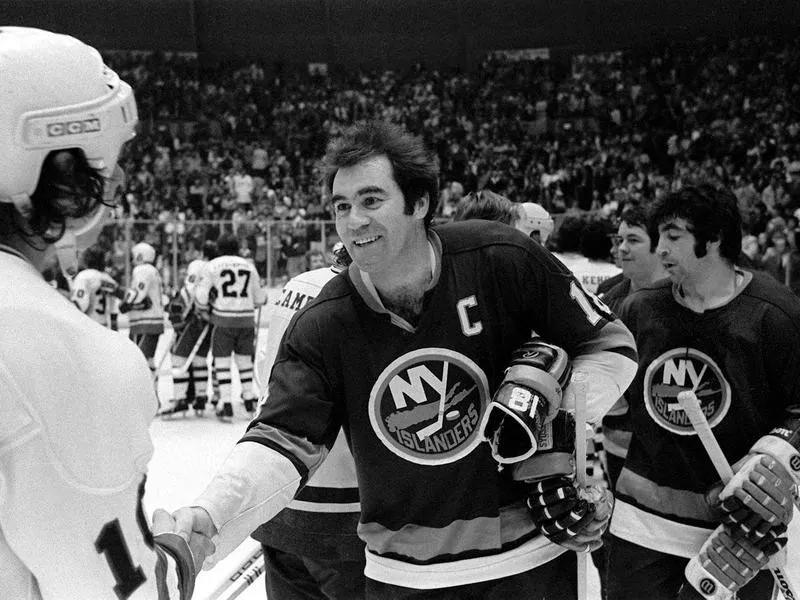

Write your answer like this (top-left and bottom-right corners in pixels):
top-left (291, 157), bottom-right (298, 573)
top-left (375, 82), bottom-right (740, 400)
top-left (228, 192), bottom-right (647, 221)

top-left (46, 118), bottom-right (101, 137)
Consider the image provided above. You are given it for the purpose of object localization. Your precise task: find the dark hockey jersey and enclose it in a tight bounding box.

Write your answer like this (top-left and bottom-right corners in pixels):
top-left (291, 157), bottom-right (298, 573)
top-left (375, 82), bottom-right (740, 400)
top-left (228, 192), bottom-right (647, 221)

top-left (598, 277), bottom-right (634, 465)
top-left (610, 269), bottom-right (800, 558)
top-left (242, 220), bottom-right (637, 588)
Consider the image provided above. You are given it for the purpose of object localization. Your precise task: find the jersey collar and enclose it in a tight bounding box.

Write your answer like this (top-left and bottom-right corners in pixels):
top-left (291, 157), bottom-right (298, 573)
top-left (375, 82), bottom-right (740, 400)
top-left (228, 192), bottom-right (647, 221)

top-left (348, 231), bottom-right (442, 329)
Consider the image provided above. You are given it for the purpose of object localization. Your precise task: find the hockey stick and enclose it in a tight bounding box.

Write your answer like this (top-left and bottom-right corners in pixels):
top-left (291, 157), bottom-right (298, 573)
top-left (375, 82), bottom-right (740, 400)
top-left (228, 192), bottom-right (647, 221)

top-left (203, 545), bottom-right (265, 600)
top-left (151, 328), bottom-right (176, 384)
top-left (573, 372), bottom-right (589, 600)
top-left (676, 390), bottom-right (798, 600)
top-left (172, 323), bottom-right (211, 377)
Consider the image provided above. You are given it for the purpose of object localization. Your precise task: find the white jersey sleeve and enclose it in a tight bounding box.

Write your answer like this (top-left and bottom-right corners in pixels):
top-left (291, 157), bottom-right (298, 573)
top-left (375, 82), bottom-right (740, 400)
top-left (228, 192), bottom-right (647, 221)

top-left (72, 269), bottom-right (119, 326)
top-left (183, 259), bottom-right (207, 304)
top-left (70, 268), bottom-right (95, 314)
top-left (126, 264), bottom-right (165, 334)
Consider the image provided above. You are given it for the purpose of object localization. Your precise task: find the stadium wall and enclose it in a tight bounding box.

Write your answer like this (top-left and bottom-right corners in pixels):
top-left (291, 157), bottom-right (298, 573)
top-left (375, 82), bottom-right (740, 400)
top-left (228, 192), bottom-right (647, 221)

top-left (1, 0), bottom-right (799, 69)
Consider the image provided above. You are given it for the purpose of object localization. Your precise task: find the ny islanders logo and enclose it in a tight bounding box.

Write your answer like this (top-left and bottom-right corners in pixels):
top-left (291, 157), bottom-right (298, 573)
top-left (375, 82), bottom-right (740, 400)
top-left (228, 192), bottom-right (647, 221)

top-left (369, 348), bottom-right (489, 465)
top-left (644, 348), bottom-right (731, 435)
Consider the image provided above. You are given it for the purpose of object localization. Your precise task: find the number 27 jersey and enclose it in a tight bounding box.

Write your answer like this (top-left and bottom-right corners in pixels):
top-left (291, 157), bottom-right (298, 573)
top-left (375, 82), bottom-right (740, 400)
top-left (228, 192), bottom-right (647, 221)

top-left (195, 255), bottom-right (267, 328)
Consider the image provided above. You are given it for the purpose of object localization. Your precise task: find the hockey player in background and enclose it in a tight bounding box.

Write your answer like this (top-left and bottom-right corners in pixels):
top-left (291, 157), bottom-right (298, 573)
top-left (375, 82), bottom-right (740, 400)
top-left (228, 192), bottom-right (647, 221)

top-left (452, 190), bottom-right (555, 246)
top-left (600, 203), bottom-right (668, 487)
top-left (71, 244), bottom-right (122, 330)
top-left (0, 26), bottom-right (210, 598)
top-left (120, 241), bottom-right (166, 381)
top-left (166, 120), bottom-right (637, 598)
top-left (573, 219), bottom-right (622, 294)
top-left (195, 232), bottom-right (268, 420)
top-left (607, 184), bottom-right (800, 599)
top-left (161, 240), bottom-right (218, 416)
top-left (517, 201), bottom-right (555, 245)
top-left (253, 243), bottom-right (366, 599)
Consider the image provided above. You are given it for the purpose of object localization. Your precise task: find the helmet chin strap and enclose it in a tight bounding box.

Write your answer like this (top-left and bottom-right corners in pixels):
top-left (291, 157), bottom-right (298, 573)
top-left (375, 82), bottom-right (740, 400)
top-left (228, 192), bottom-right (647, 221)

top-left (53, 203), bottom-right (110, 279)
top-left (54, 230), bottom-right (79, 278)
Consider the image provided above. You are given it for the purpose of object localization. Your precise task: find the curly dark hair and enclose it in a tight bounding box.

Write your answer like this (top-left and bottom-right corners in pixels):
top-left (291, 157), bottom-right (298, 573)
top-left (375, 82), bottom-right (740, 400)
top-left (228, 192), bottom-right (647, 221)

top-left (0, 149), bottom-right (106, 244)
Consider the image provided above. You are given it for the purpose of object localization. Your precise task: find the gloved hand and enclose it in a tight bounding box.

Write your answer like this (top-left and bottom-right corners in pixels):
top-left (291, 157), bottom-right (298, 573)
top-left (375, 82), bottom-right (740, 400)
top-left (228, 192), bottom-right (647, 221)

top-left (681, 523), bottom-right (785, 600)
top-left (481, 338), bottom-right (572, 464)
top-left (526, 476), bottom-right (614, 553)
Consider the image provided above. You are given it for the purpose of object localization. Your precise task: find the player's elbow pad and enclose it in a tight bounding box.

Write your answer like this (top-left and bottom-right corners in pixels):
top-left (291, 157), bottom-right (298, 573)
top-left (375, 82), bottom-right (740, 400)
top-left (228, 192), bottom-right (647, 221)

top-left (480, 338), bottom-right (572, 464)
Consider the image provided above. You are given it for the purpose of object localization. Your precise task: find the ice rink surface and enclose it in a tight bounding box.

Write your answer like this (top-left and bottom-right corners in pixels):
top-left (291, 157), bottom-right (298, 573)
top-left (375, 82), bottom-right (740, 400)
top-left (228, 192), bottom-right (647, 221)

top-left (141, 310), bottom-right (800, 600)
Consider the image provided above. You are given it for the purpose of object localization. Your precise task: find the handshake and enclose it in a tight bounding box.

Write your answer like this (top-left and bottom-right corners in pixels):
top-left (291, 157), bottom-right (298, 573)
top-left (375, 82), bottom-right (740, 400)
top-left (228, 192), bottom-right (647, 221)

top-left (150, 506), bottom-right (219, 597)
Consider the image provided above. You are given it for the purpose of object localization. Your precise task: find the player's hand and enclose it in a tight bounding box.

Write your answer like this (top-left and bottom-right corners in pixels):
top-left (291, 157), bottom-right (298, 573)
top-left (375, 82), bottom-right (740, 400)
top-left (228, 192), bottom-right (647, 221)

top-left (157, 507), bottom-right (218, 570)
top-left (683, 524), bottom-right (783, 599)
top-left (527, 477), bottom-right (613, 553)
top-left (708, 454), bottom-right (795, 543)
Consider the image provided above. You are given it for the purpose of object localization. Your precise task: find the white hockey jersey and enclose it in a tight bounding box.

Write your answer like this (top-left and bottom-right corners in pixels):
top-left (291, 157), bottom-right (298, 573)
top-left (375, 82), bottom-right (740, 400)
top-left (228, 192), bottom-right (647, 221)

top-left (553, 252), bottom-right (621, 294)
top-left (0, 248), bottom-right (181, 599)
top-left (70, 268), bottom-right (119, 327)
top-left (125, 263), bottom-right (165, 335)
top-left (195, 255), bottom-right (267, 328)
top-left (183, 259), bottom-right (207, 304)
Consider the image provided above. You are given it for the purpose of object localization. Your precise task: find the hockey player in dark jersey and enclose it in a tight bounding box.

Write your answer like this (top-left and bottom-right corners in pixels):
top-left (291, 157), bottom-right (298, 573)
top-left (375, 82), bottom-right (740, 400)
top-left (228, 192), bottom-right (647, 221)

top-left (606, 185), bottom-right (800, 600)
top-left (253, 246), bottom-right (365, 600)
top-left (168, 121), bottom-right (637, 598)
top-left (600, 203), bottom-right (669, 488)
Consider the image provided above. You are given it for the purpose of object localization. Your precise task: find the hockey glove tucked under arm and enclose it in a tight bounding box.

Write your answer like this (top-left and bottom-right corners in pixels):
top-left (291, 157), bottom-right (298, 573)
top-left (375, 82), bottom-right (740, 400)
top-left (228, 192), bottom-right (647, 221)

top-left (526, 476), bottom-right (614, 552)
top-left (681, 524), bottom-right (786, 600)
top-left (512, 409), bottom-right (575, 483)
top-left (480, 338), bottom-right (572, 464)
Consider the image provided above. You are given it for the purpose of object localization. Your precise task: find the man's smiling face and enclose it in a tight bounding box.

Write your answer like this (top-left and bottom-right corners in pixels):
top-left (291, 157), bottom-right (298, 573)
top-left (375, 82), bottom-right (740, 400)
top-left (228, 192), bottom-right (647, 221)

top-left (332, 155), bottom-right (426, 275)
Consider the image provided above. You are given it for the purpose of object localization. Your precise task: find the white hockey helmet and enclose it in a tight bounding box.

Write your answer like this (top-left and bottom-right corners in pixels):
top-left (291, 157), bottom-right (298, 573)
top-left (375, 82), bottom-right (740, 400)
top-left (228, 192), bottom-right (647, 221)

top-left (517, 202), bottom-right (555, 243)
top-left (132, 242), bottom-right (156, 265)
top-left (0, 27), bottom-right (137, 272)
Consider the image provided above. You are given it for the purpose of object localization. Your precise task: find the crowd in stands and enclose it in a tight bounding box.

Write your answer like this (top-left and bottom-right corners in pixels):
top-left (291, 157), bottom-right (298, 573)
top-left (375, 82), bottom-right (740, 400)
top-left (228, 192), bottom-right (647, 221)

top-left (91, 35), bottom-right (800, 289)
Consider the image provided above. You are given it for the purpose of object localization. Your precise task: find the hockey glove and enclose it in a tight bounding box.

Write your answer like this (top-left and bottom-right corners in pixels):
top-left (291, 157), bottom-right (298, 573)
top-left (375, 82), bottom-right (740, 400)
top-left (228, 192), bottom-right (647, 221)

top-left (512, 409), bottom-right (576, 483)
top-left (480, 338), bottom-right (572, 464)
top-left (526, 475), bottom-right (614, 553)
top-left (709, 407), bottom-right (800, 542)
top-left (119, 296), bottom-right (153, 314)
top-left (682, 523), bottom-right (785, 600)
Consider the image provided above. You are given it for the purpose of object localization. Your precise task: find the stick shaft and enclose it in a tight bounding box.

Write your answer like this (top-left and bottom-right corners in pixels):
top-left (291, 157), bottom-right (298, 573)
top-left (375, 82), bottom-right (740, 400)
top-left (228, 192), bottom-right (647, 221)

top-left (214, 555), bottom-right (265, 600)
top-left (573, 373), bottom-right (589, 600)
top-left (203, 545), bottom-right (264, 600)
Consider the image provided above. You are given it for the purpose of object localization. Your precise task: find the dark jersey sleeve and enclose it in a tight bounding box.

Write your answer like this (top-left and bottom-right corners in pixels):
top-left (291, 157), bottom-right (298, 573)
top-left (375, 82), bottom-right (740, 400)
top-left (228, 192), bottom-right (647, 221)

top-left (498, 237), bottom-right (628, 355)
top-left (240, 307), bottom-right (341, 482)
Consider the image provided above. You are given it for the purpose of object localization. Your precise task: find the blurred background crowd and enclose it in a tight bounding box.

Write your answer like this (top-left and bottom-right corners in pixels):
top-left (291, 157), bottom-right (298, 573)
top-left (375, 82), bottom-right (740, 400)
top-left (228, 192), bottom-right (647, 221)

top-left (78, 35), bottom-right (800, 293)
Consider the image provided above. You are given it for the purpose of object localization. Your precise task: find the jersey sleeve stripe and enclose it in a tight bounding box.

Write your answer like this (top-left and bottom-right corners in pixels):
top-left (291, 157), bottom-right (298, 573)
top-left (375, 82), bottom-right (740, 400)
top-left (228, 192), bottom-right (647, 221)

top-left (240, 423), bottom-right (327, 488)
